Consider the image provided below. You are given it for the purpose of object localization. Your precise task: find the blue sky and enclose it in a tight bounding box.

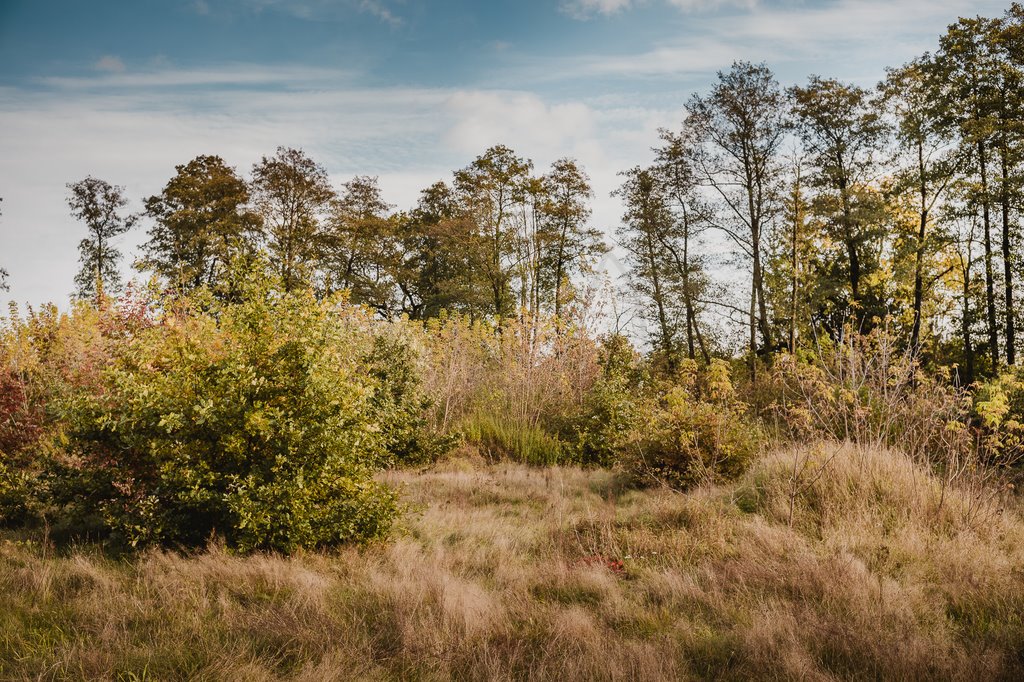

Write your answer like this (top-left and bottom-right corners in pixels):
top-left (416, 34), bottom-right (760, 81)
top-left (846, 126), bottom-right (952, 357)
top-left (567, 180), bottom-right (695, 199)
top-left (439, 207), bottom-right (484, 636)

top-left (0, 0), bottom-right (1013, 307)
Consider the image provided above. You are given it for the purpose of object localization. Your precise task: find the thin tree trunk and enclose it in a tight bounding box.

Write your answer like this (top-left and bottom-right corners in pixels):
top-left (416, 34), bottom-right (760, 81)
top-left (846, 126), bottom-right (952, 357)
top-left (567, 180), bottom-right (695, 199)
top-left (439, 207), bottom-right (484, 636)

top-left (910, 139), bottom-right (928, 352)
top-left (749, 275), bottom-right (757, 383)
top-left (980, 140), bottom-right (999, 368)
top-left (1000, 132), bottom-right (1015, 364)
top-left (789, 168), bottom-right (802, 354)
top-left (963, 257), bottom-right (975, 386)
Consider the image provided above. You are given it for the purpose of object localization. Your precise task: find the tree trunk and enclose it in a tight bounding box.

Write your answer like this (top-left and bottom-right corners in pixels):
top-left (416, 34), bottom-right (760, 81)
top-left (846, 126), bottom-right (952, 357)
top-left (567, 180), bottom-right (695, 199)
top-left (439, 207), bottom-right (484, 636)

top-left (962, 252), bottom-right (975, 386)
top-left (749, 275), bottom-right (757, 382)
top-left (1000, 135), bottom-right (1016, 365)
top-left (789, 170), bottom-right (802, 354)
top-left (910, 140), bottom-right (928, 352)
top-left (980, 140), bottom-right (1000, 368)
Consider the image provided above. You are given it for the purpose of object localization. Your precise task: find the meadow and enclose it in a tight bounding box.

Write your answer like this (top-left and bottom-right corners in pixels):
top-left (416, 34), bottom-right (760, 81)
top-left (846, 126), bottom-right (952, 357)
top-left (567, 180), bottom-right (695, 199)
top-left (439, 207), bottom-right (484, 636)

top-left (3, 440), bottom-right (1022, 681)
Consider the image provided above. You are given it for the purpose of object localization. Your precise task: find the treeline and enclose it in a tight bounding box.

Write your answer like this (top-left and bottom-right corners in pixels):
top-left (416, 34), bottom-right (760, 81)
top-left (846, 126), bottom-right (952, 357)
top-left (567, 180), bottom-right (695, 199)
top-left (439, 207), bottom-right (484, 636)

top-left (60, 146), bottom-right (604, 327)
top-left (618, 4), bottom-right (1024, 384)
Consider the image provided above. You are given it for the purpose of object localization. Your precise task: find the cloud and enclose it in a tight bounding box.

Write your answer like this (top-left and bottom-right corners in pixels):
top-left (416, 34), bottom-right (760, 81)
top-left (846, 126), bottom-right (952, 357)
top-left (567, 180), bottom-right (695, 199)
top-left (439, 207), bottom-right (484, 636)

top-left (560, 0), bottom-right (635, 20)
top-left (444, 91), bottom-right (597, 157)
top-left (0, 70), bottom-right (670, 307)
top-left (227, 0), bottom-right (403, 26)
top-left (41, 63), bottom-right (355, 89)
top-left (561, 0), bottom-right (757, 20)
top-left (665, 0), bottom-right (757, 11)
top-left (358, 0), bottom-right (401, 28)
top-left (544, 0), bottom-right (1002, 85)
top-left (94, 55), bottom-right (126, 73)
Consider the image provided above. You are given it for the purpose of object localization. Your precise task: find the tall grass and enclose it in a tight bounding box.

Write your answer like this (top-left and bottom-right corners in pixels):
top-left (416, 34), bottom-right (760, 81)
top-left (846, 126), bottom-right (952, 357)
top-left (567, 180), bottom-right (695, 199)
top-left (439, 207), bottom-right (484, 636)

top-left (2, 442), bottom-right (1022, 680)
top-left (460, 412), bottom-right (565, 465)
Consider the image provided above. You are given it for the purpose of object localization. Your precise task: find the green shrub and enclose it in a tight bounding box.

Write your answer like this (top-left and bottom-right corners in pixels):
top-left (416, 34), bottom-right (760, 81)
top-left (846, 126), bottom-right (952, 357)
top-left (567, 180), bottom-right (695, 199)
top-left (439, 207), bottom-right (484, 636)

top-left (631, 359), bottom-right (760, 489)
top-left (45, 284), bottom-right (400, 552)
top-left (365, 330), bottom-right (454, 466)
top-left (973, 369), bottom-right (1024, 462)
top-left (562, 334), bottom-right (645, 467)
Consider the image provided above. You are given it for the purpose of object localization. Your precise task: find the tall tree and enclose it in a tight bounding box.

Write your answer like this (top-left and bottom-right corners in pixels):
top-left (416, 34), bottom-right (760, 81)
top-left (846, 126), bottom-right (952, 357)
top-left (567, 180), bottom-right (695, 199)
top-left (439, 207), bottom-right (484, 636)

top-left (615, 167), bottom-right (682, 369)
top-left (140, 155), bottom-right (259, 292)
top-left (938, 16), bottom-right (1002, 367)
top-left (322, 175), bottom-right (399, 315)
top-left (453, 145), bottom-right (533, 321)
top-left (400, 181), bottom-right (486, 319)
top-left (653, 131), bottom-right (713, 362)
top-left (992, 7), bottom-right (1024, 364)
top-left (685, 61), bottom-right (787, 372)
top-left (66, 176), bottom-right (136, 303)
top-left (883, 58), bottom-right (959, 352)
top-left (250, 147), bottom-right (335, 292)
top-left (772, 149), bottom-right (815, 353)
top-left (538, 158), bottom-right (604, 322)
top-left (790, 76), bottom-right (889, 328)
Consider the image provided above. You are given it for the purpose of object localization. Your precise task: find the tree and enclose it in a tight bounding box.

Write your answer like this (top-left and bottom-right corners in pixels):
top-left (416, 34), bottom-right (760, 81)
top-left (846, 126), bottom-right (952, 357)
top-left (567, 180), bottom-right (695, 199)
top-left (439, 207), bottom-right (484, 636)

top-left (453, 145), bottom-right (533, 322)
top-left (322, 175), bottom-right (400, 315)
top-left (937, 16), bottom-right (1003, 367)
top-left (685, 62), bottom-right (787, 373)
top-left (765, 149), bottom-right (816, 354)
top-left (537, 158), bottom-right (604, 322)
top-left (614, 167), bottom-right (682, 368)
top-left (251, 147), bottom-right (335, 292)
top-left (883, 58), bottom-right (959, 352)
top-left (399, 181), bottom-right (486, 319)
top-left (790, 76), bottom-right (890, 329)
top-left (140, 155), bottom-right (259, 292)
top-left (653, 131), bottom-right (713, 361)
top-left (992, 7), bottom-right (1024, 364)
top-left (66, 176), bottom-right (136, 303)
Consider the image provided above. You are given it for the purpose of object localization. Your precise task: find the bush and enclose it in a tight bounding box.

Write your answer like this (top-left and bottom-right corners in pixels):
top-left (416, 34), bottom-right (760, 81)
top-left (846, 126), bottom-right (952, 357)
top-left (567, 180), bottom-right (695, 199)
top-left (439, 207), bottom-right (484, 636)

top-left (973, 369), bottom-right (1024, 460)
top-left (562, 334), bottom-right (644, 467)
top-left (39, 283), bottom-right (402, 552)
top-left (631, 359), bottom-right (760, 489)
top-left (768, 330), bottom-right (975, 468)
top-left (365, 329), bottom-right (454, 466)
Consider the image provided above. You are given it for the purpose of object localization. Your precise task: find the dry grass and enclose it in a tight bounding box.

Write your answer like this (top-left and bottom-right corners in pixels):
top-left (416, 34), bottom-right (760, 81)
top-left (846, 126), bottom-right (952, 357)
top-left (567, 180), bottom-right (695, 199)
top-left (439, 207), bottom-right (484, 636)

top-left (2, 443), bottom-right (1023, 680)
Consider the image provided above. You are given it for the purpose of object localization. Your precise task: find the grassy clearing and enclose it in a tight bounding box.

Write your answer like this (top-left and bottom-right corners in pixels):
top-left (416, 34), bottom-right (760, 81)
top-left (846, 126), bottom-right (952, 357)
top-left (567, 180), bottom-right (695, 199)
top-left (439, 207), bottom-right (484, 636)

top-left (1, 442), bottom-right (1023, 680)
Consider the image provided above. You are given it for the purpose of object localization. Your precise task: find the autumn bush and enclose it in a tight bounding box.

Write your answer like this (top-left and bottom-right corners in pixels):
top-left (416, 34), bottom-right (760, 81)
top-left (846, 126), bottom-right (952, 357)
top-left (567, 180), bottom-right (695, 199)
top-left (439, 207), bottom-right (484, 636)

top-left (629, 358), bottom-right (761, 488)
top-left (973, 368), bottom-right (1024, 462)
top-left (0, 275), bottom-right (451, 552)
top-left (767, 329), bottom-right (976, 467)
top-left (559, 333), bottom-right (645, 467)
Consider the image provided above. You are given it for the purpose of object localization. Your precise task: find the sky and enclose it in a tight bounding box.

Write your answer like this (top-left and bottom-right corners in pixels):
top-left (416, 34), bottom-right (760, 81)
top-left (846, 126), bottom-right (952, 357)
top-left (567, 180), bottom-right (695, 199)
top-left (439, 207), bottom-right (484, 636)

top-left (0, 0), bottom-right (1014, 308)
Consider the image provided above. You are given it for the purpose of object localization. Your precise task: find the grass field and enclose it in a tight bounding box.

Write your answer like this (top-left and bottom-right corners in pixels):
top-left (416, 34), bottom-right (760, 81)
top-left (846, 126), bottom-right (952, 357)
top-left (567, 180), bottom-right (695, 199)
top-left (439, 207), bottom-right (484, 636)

top-left (2, 442), bottom-right (1023, 680)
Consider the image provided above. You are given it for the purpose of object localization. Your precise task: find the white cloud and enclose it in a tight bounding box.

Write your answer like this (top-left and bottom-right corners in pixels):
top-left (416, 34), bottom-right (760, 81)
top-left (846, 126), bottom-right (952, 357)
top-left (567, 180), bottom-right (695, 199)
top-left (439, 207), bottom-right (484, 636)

top-left (561, 0), bottom-right (757, 20)
top-left (94, 55), bottom-right (126, 73)
top-left (444, 91), bottom-right (597, 157)
top-left (0, 73), bottom-right (670, 307)
top-left (544, 0), bottom-right (1007, 85)
top-left (358, 0), bottom-right (402, 28)
top-left (561, 0), bottom-right (635, 20)
top-left (41, 63), bottom-right (355, 89)
top-left (229, 0), bottom-right (403, 26)
top-left (665, 0), bottom-right (757, 11)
